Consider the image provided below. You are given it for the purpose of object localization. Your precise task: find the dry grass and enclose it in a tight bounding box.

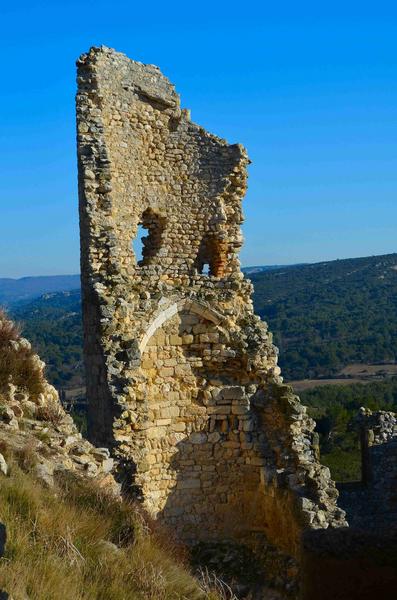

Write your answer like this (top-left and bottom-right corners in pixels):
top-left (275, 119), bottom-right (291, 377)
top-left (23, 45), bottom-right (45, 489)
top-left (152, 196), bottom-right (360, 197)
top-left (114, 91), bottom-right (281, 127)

top-left (0, 311), bottom-right (20, 345)
top-left (196, 568), bottom-right (238, 600)
top-left (36, 401), bottom-right (64, 425)
top-left (0, 461), bottom-right (219, 600)
top-left (0, 310), bottom-right (45, 399)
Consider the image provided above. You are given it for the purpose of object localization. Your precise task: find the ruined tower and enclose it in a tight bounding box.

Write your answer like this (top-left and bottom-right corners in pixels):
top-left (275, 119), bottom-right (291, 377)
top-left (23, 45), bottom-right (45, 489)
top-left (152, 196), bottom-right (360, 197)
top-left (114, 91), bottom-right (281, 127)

top-left (76, 46), bottom-right (345, 554)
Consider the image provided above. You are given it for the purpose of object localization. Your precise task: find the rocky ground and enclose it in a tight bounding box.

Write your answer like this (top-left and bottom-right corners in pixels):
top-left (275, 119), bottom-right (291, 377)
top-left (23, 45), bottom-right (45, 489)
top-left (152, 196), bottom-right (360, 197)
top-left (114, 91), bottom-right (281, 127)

top-left (0, 319), bottom-right (119, 495)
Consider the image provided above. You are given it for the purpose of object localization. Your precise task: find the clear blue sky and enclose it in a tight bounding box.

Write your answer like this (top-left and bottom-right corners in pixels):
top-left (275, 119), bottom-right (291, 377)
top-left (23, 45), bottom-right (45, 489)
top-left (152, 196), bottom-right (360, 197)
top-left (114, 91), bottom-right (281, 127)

top-left (1, 1), bottom-right (397, 277)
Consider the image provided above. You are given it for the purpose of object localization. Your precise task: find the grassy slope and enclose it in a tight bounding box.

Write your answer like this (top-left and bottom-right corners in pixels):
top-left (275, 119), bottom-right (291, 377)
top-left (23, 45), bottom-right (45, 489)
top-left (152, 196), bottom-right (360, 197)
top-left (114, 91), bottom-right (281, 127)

top-left (0, 459), bottom-right (213, 600)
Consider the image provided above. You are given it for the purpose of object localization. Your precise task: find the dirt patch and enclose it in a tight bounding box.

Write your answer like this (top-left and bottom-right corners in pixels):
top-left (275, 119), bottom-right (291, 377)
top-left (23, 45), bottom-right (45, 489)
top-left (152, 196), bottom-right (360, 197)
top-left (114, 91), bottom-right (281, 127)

top-left (288, 363), bottom-right (397, 391)
top-left (290, 378), bottom-right (365, 392)
top-left (340, 363), bottom-right (397, 377)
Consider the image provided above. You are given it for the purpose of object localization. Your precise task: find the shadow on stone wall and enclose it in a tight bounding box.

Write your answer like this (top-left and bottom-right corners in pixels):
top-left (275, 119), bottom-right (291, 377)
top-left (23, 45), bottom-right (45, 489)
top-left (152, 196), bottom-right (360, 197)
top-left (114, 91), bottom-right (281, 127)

top-left (156, 411), bottom-right (265, 542)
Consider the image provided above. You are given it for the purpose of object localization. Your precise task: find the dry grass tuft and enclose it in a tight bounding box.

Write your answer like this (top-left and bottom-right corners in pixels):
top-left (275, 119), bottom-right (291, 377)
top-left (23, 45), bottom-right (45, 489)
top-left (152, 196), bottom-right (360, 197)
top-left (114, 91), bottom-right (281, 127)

top-left (0, 439), bottom-right (10, 461)
top-left (15, 440), bottom-right (38, 472)
top-left (0, 311), bottom-right (20, 345)
top-left (36, 402), bottom-right (64, 425)
top-left (0, 309), bottom-right (45, 400)
top-left (0, 463), bottom-right (220, 600)
top-left (197, 568), bottom-right (239, 600)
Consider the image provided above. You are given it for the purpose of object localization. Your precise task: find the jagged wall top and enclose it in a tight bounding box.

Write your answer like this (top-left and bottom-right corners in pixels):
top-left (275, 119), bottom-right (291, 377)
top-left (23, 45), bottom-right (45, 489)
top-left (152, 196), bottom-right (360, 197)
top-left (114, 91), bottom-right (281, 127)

top-left (77, 46), bottom-right (249, 290)
top-left (78, 46), bottom-right (180, 113)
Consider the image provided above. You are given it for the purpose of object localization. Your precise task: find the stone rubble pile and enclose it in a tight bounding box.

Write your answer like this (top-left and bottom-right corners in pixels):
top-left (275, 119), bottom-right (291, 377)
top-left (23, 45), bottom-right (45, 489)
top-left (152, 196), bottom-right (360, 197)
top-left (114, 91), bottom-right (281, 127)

top-left (0, 312), bottom-right (119, 494)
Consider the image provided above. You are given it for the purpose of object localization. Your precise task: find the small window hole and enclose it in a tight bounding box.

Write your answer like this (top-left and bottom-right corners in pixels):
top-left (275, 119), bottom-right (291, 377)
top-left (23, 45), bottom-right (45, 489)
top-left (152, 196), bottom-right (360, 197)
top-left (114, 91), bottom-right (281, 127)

top-left (195, 236), bottom-right (227, 277)
top-left (133, 224), bottom-right (146, 263)
top-left (132, 208), bottom-right (166, 267)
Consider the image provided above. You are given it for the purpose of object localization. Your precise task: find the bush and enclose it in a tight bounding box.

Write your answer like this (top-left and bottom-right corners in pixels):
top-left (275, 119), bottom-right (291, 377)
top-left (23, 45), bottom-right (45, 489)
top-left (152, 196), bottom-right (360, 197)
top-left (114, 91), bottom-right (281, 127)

top-left (0, 310), bottom-right (45, 400)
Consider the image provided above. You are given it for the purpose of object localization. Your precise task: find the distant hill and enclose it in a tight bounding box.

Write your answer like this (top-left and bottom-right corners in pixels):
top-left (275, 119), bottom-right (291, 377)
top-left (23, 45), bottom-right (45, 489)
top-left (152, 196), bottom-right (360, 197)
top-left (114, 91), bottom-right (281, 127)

top-left (242, 264), bottom-right (303, 274)
top-left (251, 253), bottom-right (397, 379)
top-left (8, 253), bottom-right (397, 388)
top-left (0, 275), bottom-right (80, 306)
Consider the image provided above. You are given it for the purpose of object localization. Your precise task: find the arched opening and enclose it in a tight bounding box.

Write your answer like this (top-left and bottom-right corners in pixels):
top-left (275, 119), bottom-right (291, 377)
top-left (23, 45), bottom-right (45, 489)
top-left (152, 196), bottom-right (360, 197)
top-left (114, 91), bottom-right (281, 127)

top-left (132, 208), bottom-right (165, 267)
top-left (195, 236), bottom-right (227, 277)
top-left (139, 299), bottom-right (223, 353)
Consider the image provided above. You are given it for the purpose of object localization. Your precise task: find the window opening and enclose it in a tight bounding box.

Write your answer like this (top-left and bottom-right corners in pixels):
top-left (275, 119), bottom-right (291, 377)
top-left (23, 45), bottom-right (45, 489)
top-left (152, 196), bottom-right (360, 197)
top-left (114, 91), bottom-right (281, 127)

top-left (195, 236), bottom-right (226, 277)
top-left (132, 208), bottom-right (165, 267)
top-left (133, 224), bottom-right (146, 263)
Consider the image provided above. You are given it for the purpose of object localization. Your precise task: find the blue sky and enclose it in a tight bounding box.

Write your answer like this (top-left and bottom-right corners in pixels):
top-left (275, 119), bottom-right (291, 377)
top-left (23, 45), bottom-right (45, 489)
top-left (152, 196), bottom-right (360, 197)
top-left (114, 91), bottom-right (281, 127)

top-left (1, 1), bottom-right (397, 277)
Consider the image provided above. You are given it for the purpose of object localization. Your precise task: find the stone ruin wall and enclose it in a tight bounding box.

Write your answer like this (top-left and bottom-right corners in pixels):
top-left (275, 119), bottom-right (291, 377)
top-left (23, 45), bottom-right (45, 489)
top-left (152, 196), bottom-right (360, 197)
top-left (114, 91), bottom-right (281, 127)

top-left (340, 408), bottom-right (397, 531)
top-left (363, 411), bottom-right (397, 528)
top-left (76, 46), bottom-right (346, 557)
top-left (302, 409), bottom-right (397, 600)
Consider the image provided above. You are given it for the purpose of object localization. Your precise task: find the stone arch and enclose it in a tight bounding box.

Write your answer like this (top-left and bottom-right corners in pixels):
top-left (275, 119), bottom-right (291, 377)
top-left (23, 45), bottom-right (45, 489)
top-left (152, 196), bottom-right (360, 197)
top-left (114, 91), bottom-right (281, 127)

top-left (139, 299), bottom-right (224, 353)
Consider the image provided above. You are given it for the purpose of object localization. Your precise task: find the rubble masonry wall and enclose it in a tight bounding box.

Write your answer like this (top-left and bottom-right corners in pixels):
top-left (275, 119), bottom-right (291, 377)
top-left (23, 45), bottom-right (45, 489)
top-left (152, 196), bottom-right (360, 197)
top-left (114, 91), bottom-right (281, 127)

top-left (76, 46), bottom-right (346, 552)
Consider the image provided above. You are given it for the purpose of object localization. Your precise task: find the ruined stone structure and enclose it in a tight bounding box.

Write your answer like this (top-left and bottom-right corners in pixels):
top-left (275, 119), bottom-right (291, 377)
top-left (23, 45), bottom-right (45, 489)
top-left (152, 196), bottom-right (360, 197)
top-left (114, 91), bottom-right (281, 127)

top-left (303, 409), bottom-right (397, 600)
top-left (338, 408), bottom-right (397, 532)
top-left (0, 310), bottom-right (119, 494)
top-left (76, 46), bottom-right (346, 562)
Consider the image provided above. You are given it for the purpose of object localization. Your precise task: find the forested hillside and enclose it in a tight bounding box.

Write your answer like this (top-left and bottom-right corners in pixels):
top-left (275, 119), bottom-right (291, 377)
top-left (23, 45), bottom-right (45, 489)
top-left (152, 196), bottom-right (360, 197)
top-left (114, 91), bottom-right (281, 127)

top-left (251, 253), bottom-right (397, 379)
top-left (10, 291), bottom-right (83, 388)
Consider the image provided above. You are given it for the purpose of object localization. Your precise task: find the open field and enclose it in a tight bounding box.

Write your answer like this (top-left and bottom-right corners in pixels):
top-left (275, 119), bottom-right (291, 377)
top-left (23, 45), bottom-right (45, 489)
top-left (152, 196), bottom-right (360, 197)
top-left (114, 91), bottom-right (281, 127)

top-left (340, 363), bottom-right (397, 377)
top-left (290, 378), bottom-right (366, 392)
top-left (289, 363), bottom-right (397, 392)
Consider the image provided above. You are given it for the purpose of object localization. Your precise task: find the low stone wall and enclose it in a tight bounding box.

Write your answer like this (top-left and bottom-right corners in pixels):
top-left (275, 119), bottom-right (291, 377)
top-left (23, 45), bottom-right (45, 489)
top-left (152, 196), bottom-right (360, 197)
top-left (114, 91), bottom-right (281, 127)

top-left (341, 408), bottom-right (397, 532)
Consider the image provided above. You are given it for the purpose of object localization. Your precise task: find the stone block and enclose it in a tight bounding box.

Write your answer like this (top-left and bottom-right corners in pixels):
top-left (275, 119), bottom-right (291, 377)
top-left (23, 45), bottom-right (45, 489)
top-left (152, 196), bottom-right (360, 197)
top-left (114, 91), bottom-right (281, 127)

top-left (190, 432), bottom-right (207, 444)
top-left (172, 422), bottom-right (186, 432)
top-left (159, 367), bottom-right (174, 377)
top-left (178, 478), bottom-right (201, 489)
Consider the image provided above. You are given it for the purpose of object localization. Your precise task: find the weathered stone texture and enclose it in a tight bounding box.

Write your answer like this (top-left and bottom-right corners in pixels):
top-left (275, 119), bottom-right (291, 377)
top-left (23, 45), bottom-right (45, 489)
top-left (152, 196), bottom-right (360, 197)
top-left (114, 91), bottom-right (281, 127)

top-left (339, 408), bottom-right (397, 533)
top-left (76, 46), bottom-right (346, 556)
